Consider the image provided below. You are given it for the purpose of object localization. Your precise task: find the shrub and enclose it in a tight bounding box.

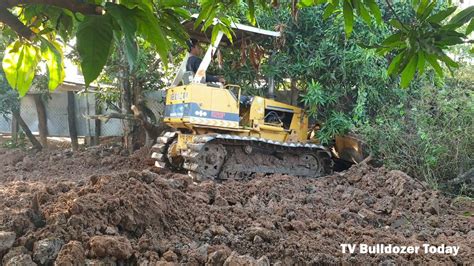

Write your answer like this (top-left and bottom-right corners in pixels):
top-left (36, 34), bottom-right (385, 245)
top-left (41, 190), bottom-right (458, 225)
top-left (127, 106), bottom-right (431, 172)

top-left (358, 67), bottom-right (474, 194)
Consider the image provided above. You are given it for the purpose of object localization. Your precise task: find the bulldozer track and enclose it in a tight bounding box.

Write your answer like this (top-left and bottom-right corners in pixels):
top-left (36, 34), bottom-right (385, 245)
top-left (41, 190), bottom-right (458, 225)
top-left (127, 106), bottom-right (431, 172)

top-left (153, 132), bottom-right (333, 182)
top-left (151, 132), bottom-right (182, 170)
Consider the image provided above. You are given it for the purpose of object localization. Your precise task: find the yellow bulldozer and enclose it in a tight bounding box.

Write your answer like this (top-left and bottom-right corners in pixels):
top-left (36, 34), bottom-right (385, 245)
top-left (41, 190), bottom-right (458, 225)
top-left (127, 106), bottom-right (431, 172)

top-left (152, 17), bottom-right (365, 181)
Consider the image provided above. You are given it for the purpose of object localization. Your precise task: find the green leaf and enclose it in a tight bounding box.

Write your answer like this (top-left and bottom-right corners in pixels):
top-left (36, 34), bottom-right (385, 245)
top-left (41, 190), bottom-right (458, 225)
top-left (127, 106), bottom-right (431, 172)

top-left (211, 24), bottom-right (219, 45)
top-left (247, 0), bottom-right (256, 25)
top-left (77, 15), bottom-right (114, 86)
top-left (416, 0), bottom-right (429, 19)
top-left (211, 23), bottom-right (232, 44)
top-left (160, 10), bottom-right (189, 46)
top-left (194, 0), bottom-right (215, 29)
top-left (40, 38), bottom-right (65, 91)
top-left (382, 32), bottom-right (403, 46)
top-left (389, 19), bottom-right (405, 31)
top-left (387, 51), bottom-right (404, 76)
top-left (364, 0), bottom-right (381, 24)
top-left (356, 1), bottom-right (371, 25)
top-left (435, 35), bottom-right (464, 46)
top-left (173, 7), bottom-right (191, 19)
top-left (466, 18), bottom-right (474, 35)
top-left (323, 3), bottom-right (337, 19)
top-left (425, 53), bottom-right (443, 77)
top-left (438, 53), bottom-right (458, 68)
top-left (159, 0), bottom-right (187, 7)
top-left (400, 54), bottom-right (418, 88)
top-left (135, 8), bottom-right (170, 66)
top-left (449, 6), bottom-right (474, 25)
top-left (342, 0), bottom-right (354, 38)
top-left (427, 7), bottom-right (457, 23)
top-left (417, 51), bottom-right (426, 76)
top-left (300, 0), bottom-right (313, 6)
top-left (217, 22), bottom-right (233, 43)
top-left (420, 1), bottom-right (436, 21)
top-left (107, 3), bottom-right (138, 70)
top-left (2, 41), bottom-right (40, 97)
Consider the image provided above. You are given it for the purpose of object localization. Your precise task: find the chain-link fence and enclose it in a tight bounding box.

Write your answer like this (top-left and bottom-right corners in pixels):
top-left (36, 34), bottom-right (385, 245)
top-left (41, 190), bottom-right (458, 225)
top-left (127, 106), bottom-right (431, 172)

top-left (0, 91), bottom-right (165, 137)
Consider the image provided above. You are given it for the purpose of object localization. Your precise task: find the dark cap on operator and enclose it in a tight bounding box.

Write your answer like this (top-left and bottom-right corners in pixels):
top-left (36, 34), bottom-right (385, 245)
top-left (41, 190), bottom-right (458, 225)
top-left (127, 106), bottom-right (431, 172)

top-left (187, 38), bottom-right (199, 52)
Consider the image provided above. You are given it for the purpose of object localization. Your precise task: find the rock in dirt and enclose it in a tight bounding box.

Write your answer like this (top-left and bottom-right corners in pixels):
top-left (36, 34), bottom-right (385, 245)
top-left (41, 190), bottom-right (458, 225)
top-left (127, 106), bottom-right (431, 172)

top-left (0, 231), bottom-right (16, 253)
top-left (4, 254), bottom-right (37, 266)
top-left (374, 196), bottom-right (394, 214)
top-left (162, 250), bottom-right (178, 262)
top-left (207, 248), bottom-right (231, 266)
top-left (245, 227), bottom-right (274, 242)
top-left (223, 252), bottom-right (269, 266)
top-left (54, 241), bottom-right (85, 266)
top-left (89, 236), bottom-right (132, 260)
top-left (2, 246), bottom-right (34, 266)
top-left (32, 238), bottom-right (63, 265)
top-left (425, 197), bottom-right (440, 215)
top-left (85, 258), bottom-right (118, 266)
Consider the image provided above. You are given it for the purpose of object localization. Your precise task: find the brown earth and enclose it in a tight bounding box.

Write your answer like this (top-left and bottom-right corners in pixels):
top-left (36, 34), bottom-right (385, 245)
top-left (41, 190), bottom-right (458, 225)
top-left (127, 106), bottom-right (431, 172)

top-left (0, 146), bottom-right (472, 265)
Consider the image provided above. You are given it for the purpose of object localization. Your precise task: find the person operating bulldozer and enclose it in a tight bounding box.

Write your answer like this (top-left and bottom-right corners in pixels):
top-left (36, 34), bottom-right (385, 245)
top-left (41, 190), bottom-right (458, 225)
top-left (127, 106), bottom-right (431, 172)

top-left (186, 39), bottom-right (225, 84)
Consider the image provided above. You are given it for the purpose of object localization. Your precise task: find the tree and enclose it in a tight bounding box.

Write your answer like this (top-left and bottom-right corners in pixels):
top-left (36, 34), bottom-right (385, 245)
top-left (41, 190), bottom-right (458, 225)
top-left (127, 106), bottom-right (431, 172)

top-left (202, 0), bottom-right (474, 87)
top-left (1, 0), bottom-right (472, 97)
top-left (0, 69), bottom-right (43, 150)
top-left (1, 0), bottom-right (189, 150)
top-left (0, 35), bottom-right (43, 150)
top-left (0, 0), bottom-right (190, 95)
top-left (217, 4), bottom-right (404, 143)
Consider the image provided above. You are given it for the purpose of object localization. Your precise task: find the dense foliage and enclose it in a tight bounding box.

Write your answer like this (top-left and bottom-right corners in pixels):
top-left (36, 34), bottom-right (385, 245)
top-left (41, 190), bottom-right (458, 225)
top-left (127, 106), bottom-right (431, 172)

top-left (0, 0), bottom-right (472, 96)
top-left (358, 66), bottom-right (473, 192)
top-left (219, 6), bottom-right (404, 143)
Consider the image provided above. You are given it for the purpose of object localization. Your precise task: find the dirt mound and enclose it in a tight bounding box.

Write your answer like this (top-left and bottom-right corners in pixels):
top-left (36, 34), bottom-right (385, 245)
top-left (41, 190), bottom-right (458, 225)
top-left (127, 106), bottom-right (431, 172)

top-left (0, 154), bottom-right (472, 265)
top-left (0, 145), bottom-right (153, 183)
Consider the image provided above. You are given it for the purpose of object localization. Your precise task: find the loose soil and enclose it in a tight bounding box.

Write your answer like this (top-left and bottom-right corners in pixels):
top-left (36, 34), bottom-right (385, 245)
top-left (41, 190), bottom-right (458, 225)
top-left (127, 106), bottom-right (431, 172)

top-left (0, 146), bottom-right (472, 265)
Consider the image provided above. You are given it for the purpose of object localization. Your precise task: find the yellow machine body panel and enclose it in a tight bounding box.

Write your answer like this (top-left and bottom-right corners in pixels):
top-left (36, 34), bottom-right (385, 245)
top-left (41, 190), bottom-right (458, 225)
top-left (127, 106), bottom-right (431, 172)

top-left (163, 84), bottom-right (240, 129)
top-left (162, 84), bottom-right (310, 144)
top-left (246, 96), bottom-right (308, 142)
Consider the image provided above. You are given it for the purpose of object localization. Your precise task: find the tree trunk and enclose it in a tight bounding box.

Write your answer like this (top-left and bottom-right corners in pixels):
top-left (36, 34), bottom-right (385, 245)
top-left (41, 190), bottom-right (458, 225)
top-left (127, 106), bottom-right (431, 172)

top-left (131, 105), bottom-right (168, 146)
top-left (33, 94), bottom-right (48, 148)
top-left (12, 110), bottom-right (42, 150)
top-left (67, 91), bottom-right (79, 151)
top-left (94, 98), bottom-right (101, 146)
top-left (131, 84), bottom-right (146, 147)
top-left (118, 42), bottom-right (147, 152)
top-left (290, 79), bottom-right (299, 106)
top-left (120, 69), bottom-right (134, 152)
top-left (11, 115), bottom-right (19, 144)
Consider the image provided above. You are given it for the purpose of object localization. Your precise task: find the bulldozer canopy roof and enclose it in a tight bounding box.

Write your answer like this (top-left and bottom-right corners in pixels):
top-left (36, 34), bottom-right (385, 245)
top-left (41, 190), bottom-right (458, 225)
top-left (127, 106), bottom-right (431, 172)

top-left (183, 15), bottom-right (281, 46)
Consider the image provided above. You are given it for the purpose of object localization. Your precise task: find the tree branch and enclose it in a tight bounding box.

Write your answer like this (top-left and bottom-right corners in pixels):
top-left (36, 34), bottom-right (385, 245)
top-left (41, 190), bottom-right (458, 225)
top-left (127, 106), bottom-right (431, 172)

top-left (384, 0), bottom-right (410, 32)
top-left (0, 8), bottom-right (35, 40)
top-left (0, 0), bottom-right (103, 41)
top-left (85, 108), bottom-right (169, 145)
top-left (84, 113), bottom-right (137, 123)
top-left (1, 0), bottom-right (103, 15)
